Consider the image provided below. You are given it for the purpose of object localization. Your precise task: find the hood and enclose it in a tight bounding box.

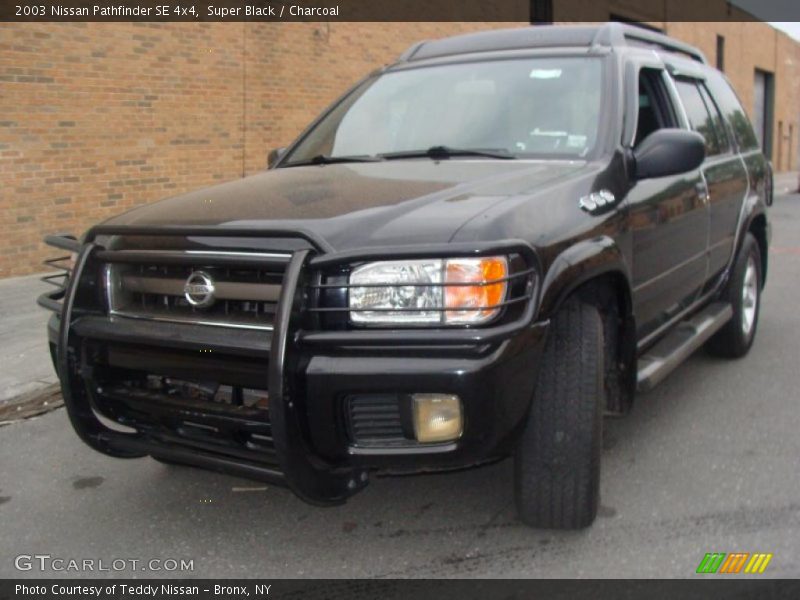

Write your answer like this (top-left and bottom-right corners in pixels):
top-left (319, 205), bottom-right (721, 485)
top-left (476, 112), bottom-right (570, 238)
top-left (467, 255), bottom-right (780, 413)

top-left (101, 160), bottom-right (586, 251)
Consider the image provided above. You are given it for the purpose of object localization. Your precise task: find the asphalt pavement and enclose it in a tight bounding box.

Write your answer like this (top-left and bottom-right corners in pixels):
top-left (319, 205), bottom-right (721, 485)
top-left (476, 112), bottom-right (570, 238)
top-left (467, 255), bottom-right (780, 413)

top-left (1, 193), bottom-right (799, 579)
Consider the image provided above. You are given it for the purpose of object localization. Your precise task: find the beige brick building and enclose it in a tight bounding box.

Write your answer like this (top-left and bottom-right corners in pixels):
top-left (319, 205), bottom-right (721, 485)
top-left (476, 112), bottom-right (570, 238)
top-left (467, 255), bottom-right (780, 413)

top-left (1, 15), bottom-right (798, 277)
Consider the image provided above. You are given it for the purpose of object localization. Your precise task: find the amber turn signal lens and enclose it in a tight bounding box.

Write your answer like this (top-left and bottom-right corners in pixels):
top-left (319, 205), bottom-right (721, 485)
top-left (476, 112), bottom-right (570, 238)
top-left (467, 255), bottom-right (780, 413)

top-left (444, 256), bottom-right (508, 324)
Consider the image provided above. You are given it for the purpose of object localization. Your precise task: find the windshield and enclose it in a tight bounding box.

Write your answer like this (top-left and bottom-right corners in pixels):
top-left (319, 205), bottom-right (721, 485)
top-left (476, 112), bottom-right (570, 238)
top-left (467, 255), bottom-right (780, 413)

top-left (282, 56), bottom-right (604, 164)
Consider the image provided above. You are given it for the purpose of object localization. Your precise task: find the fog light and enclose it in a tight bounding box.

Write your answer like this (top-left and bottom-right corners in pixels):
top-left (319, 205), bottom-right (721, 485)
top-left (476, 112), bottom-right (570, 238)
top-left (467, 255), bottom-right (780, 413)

top-left (412, 394), bottom-right (463, 443)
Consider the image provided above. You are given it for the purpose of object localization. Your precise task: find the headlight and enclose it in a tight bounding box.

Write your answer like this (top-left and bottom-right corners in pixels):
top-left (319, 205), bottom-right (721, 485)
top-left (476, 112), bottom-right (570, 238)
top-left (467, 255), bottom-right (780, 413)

top-left (348, 256), bottom-right (508, 326)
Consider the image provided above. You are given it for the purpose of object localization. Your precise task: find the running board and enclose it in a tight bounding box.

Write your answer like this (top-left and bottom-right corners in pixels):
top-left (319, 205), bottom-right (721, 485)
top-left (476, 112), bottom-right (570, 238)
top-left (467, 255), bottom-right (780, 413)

top-left (637, 302), bottom-right (733, 392)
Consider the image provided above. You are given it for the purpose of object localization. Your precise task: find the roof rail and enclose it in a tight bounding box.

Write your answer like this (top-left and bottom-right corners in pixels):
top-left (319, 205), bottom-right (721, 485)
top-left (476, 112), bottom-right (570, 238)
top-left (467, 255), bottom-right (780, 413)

top-left (601, 22), bottom-right (708, 64)
top-left (397, 40), bottom-right (427, 62)
top-left (396, 24), bottom-right (708, 66)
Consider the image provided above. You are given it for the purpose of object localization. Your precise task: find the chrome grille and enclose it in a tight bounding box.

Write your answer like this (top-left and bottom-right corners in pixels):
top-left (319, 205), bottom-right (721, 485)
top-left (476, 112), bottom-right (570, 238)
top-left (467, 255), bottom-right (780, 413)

top-left (105, 258), bottom-right (287, 331)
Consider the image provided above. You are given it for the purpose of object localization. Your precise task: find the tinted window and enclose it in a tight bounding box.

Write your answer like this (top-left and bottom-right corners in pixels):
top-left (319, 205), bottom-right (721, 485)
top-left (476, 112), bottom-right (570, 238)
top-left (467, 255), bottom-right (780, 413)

top-left (674, 79), bottom-right (722, 156)
top-left (284, 57), bottom-right (604, 163)
top-left (698, 83), bottom-right (730, 153)
top-left (704, 71), bottom-right (760, 151)
top-left (634, 69), bottom-right (677, 147)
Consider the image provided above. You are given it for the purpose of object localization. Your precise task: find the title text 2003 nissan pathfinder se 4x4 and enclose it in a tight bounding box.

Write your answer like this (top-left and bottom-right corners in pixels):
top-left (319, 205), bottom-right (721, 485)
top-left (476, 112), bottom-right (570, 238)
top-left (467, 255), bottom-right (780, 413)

top-left (40, 24), bottom-right (771, 529)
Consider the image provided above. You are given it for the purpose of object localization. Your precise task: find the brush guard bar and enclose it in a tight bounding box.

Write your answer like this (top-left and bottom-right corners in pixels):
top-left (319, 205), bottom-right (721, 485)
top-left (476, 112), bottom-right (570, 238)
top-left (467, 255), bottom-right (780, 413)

top-left (46, 229), bottom-right (365, 506)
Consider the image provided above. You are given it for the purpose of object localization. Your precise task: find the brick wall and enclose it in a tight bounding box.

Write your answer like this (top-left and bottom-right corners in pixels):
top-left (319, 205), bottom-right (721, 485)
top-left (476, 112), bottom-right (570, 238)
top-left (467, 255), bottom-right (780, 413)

top-left (2, 19), bottom-right (798, 277)
top-left (0, 21), bottom-right (523, 277)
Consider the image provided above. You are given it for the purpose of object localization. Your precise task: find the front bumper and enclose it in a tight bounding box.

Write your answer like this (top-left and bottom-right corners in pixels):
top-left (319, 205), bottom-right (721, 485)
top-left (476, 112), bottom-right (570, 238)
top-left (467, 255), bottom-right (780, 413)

top-left (42, 233), bottom-right (547, 505)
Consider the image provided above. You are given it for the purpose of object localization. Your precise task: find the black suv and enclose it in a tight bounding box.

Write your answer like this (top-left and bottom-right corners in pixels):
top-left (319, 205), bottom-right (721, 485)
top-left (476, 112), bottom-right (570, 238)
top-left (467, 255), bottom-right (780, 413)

top-left (40, 24), bottom-right (771, 529)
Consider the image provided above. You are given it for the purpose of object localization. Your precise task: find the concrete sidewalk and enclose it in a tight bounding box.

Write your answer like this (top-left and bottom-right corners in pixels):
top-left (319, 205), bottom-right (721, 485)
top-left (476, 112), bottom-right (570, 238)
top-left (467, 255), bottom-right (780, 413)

top-left (774, 170), bottom-right (799, 195)
top-left (0, 274), bottom-right (57, 403)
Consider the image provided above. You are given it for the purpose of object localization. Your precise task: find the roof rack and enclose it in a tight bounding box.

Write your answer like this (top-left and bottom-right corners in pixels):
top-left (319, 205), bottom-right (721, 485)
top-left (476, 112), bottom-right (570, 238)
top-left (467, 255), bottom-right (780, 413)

top-left (598, 22), bottom-right (708, 64)
top-left (398, 23), bottom-right (707, 65)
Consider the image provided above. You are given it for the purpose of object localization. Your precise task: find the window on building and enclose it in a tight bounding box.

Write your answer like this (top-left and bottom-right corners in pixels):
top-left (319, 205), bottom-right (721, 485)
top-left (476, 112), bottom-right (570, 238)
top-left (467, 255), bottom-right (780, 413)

top-left (753, 69), bottom-right (775, 158)
top-left (716, 35), bottom-right (725, 71)
top-left (530, 0), bottom-right (553, 23)
top-left (609, 15), bottom-right (663, 32)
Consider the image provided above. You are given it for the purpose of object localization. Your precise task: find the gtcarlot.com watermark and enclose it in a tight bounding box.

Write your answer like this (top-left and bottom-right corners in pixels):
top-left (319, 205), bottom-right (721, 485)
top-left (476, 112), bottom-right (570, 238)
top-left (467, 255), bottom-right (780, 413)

top-left (14, 553), bottom-right (194, 573)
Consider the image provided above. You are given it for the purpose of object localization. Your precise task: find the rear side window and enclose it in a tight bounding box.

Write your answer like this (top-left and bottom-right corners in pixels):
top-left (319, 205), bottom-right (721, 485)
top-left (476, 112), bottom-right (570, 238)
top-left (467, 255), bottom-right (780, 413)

top-left (698, 84), bottom-right (731, 154)
top-left (704, 71), bottom-right (760, 151)
top-left (674, 79), bottom-right (725, 156)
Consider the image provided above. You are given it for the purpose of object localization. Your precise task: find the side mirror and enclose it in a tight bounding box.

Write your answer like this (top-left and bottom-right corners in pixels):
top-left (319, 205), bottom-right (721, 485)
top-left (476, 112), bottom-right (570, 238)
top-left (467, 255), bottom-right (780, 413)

top-left (267, 147), bottom-right (286, 168)
top-left (633, 129), bottom-right (705, 180)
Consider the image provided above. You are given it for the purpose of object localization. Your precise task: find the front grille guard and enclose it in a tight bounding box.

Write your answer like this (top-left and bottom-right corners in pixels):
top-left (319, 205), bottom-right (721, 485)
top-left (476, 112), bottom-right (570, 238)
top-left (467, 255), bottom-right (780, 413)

top-left (50, 226), bottom-right (364, 505)
top-left (44, 226), bottom-right (541, 504)
top-left (37, 234), bottom-right (80, 313)
top-left (302, 239), bottom-right (542, 347)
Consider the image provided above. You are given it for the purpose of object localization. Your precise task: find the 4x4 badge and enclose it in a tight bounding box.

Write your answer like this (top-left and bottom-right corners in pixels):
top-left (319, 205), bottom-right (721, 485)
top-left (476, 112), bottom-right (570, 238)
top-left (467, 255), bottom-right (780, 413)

top-left (579, 189), bottom-right (616, 213)
top-left (184, 271), bottom-right (216, 308)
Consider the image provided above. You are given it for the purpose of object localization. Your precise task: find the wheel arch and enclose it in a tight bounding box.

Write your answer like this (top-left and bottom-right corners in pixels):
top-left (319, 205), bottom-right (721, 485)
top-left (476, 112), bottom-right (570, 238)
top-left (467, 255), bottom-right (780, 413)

top-left (538, 236), bottom-right (633, 319)
top-left (537, 236), bottom-right (637, 413)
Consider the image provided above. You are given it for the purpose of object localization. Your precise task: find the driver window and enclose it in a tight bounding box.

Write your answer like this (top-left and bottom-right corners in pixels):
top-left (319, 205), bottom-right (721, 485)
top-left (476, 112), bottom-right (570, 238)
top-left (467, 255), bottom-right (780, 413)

top-left (634, 68), bottom-right (677, 147)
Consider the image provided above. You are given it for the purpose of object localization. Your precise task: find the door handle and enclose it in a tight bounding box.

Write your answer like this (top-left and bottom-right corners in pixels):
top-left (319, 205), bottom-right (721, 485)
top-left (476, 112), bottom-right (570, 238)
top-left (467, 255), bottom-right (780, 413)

top-left (695, 182), bottom-right (709, 203)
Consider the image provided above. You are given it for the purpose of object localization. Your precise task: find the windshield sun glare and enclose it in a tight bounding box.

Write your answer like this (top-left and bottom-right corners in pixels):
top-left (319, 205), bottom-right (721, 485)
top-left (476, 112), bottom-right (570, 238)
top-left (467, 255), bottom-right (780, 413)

top-left (283, 56), bottom-right (604, 165)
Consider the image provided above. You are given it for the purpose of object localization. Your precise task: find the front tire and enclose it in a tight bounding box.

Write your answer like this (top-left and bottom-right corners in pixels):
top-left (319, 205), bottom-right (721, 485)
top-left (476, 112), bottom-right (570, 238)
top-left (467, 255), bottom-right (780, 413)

top-left (514, 296), bottom-right (603, 529)
top-left (706, 233), bottom-right (762, 358)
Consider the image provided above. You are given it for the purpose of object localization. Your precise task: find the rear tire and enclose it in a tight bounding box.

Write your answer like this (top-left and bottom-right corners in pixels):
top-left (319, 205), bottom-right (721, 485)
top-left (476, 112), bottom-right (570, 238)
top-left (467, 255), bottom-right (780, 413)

top-left (706, 233), bottom-right (762, 358)
top-left (514, 296), bottom-right (603, 529)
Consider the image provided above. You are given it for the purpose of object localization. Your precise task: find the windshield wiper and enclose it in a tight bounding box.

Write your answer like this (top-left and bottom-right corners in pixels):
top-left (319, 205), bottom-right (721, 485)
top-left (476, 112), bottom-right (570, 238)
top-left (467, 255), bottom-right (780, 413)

top-left (282, 146), bottom-right (515, 167)
top-left (282, 154), bottom-right (384, 167)
top-left (380, 146), bottom-right (516, 160)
